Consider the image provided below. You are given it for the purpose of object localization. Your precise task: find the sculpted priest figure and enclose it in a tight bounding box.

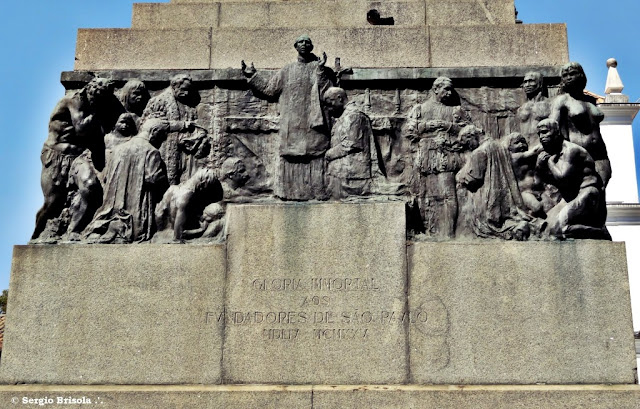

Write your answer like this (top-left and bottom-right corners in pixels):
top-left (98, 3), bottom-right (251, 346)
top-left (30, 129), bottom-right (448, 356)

top-left (241, 35), bottom-right (336, 200)
top-left (323, 87), bottom-right (373, 199)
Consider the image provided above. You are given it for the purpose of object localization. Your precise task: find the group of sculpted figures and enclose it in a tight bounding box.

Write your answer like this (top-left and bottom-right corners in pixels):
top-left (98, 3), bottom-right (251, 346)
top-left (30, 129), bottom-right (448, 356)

top-left (33, 74), bottom-right (222, 244)
top-left (31, 35), bottom-right (611, 244)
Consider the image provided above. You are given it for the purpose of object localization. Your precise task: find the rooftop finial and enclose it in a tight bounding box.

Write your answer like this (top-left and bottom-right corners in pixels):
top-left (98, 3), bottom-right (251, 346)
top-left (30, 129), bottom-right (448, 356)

top-left (605, 57), bottom-right (624, 95)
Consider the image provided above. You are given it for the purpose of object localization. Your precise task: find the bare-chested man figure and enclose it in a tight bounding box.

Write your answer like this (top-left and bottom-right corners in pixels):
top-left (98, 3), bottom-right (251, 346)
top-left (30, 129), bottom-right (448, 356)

top-left (154, 167), bottom-right (223, 242)
top-left (516, 71), bottom-right (550, 148)
top-left (32, 77), bottom-right (119, 240)
top-left (535, 119), bottom-right (610, 240)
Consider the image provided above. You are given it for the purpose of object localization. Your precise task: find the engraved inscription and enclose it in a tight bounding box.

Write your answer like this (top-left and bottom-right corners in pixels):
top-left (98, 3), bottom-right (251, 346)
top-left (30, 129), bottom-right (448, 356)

top-left (252, 277), bottom-right (381, 292)
top-left (209, 276), bottom-right (419, 342)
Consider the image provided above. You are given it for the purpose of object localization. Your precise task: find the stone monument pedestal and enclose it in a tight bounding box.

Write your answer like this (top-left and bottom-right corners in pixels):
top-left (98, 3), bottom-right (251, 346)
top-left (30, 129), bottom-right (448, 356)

top-left (1, 203), bottom-right (638, 407)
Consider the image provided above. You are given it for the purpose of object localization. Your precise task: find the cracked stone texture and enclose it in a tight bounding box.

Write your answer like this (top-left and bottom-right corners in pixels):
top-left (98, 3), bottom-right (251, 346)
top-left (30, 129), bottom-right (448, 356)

top-left (211, 27), bottom-right (430, 69)
top-left (429, 24), bottom-right (569, 67)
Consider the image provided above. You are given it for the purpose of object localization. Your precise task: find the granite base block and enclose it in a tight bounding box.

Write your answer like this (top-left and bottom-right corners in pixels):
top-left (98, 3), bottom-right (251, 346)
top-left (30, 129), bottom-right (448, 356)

top-left (0, 204), bottom-right (636, 386)
top-left (0, 245), bottom-right (225, 385)
top-left (408, 241), bottom-right (637, 384)
top-left (222, 202), bottom-right (409, 384)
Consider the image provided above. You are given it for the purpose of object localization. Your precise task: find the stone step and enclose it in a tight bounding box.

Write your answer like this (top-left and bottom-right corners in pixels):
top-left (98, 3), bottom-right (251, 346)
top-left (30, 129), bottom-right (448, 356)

top-left (75, 24), bottom-right (567, 70)
top-left (132, 0), bottom-right (516, 30)
top-left (0, 385), bottom-right (639, 408)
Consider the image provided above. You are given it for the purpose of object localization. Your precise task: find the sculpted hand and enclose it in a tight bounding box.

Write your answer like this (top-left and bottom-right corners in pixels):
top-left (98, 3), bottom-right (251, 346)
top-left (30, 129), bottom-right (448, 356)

top-left (432, 133), bottom-right (447, 147)
top-left (184, 121), bottom-right (196, 131)
top-left (62, 125), bottom-right (75, 136)
top-left (424, 119), bottom-right (449, 132)
top-left (455, 171), bottom-right (472, 186)
top-left (241, 60), bottom-right (256, 78)
top-left (536, 152), bottom-right (551, 168)
top-left (531, 144), bottom-right (544, 155)
top-left (325, 148), bottom-right (336, 161)
top-left (79, 113), bottom-right (95, 127)
top-left (319, 52), bottom-right (327, 68)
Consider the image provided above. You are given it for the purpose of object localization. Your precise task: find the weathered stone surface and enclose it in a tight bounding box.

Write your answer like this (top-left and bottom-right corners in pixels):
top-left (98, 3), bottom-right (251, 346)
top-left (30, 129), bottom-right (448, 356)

top-left (314, 385), bottom-right (640, 409)
top-left (430, 24), bottom-right (569, 67)
top-left (408, 241), bottom-right (637, 384)
top-left (1, 385), bottom-right (639, 408)
top-left (0, 245), bottom-right (225, 385)
top-left (222, 202), bottom-right (408, 384)
top-left (75, 29), bottom-right (211, 70)
top-left (242, 1), bottom-right (425, 28)
top-left (425, 0), bottom-right (515, 26)
top-left (133, 1), bottom-right (425, 29)
top-left (75, 23), bottom-right (567, 70)
top-left (212, 27), bottom-right (430, 69)
top-left (132, 3), bottom-right (220, 29)
top-left (167, 0), bottom-right (516, 26)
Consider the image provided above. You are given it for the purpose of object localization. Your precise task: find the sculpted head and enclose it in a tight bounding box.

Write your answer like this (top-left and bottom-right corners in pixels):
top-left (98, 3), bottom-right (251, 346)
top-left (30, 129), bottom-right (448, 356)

top-left (560, 62), bottom-right (587, 94)
top-left (170, 74), bottom-right (193, 102)
top-left (121, 79), bottom-right (150, 115)
top-left (114, 113), bottom-right (138, 137)
top-left (458, 125), bottom-right (482, 151)
top-left (202, 202), bottom-right (225, 222)
top-left (323, 87), bottom-right (348, 118)
top-left (506, 132), bottom-right (528, 153)
top-left (432, 77), bottom-right (454, 105)
top-left (85, 77), bottom-right (115, 106)
top-left (522, 71), bottom-right (544, 99)
top-left (141, 118), bottom-right (170, 148)
top-left (452, 107), bottom-right (465, 123)
top-left (537, 119), bottom-right (562, 151)
top-left (221, 157), bottom-right (250, 188)
top-left (294, 35), bottom-right (314, 57)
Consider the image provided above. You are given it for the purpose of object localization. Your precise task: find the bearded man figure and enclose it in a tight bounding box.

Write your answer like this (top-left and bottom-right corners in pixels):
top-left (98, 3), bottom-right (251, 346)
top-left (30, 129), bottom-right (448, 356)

top-left (143, 73), bottom-right (209, 185)
top-left (403, 77), bottom-right (472, 238)
top-left (32, 77), bottom-right (120, 240)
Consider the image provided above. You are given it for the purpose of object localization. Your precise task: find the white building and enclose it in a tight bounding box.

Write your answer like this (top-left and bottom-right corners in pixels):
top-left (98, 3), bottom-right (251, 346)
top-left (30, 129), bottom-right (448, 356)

top-left (598, 59), bottom-right (640, 332)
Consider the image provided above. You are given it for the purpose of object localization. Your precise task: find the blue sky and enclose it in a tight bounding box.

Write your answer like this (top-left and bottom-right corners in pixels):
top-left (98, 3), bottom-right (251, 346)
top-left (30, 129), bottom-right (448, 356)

top-left (0, 0), bottom-right (639, 291)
